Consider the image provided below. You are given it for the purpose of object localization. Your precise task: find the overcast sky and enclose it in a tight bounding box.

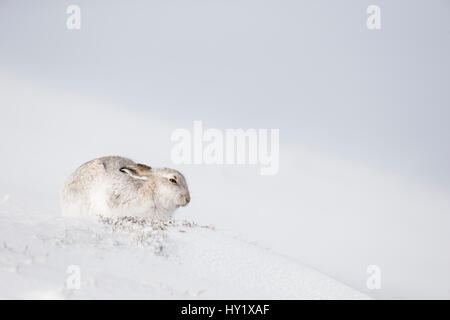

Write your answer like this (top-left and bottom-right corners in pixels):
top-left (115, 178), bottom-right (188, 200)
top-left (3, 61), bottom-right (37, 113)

top-left (1, 0), bottom-right (449, 189)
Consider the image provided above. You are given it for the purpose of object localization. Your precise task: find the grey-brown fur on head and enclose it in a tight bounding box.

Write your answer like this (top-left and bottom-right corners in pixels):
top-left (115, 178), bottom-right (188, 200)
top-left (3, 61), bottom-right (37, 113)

top-left (119, 163), bottom-right (152, 180)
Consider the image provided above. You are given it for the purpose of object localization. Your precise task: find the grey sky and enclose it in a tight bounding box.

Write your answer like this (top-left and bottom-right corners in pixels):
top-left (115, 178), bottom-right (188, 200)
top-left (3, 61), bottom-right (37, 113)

top-left (1, 0), bottom-right (449, 189)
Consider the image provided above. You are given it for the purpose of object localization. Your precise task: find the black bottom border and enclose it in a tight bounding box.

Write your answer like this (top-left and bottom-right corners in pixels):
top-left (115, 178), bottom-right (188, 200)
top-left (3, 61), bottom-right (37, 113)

top-left (2, 300), bottom-right (449, 318)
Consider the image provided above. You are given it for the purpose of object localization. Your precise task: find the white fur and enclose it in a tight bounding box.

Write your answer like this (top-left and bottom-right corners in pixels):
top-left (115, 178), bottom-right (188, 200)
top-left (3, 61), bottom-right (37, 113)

top-left (61, 156), bottom-right (190, 221)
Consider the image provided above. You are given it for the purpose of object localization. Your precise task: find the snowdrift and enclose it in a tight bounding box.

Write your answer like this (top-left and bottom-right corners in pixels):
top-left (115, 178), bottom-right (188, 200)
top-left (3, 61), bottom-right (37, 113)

top-left (0, 196), bottom-right (367, 299)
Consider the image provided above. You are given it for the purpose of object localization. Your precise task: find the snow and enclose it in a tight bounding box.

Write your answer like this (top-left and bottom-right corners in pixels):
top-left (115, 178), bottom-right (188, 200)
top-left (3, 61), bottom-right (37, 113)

top-left (0, 194), bottom-right (366, 299)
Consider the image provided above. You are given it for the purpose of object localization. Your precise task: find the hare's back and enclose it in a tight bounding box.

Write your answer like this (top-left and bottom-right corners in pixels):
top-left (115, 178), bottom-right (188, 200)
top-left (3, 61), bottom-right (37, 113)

top-left (95, 156), bottom-right (136, 172)
top-left (64, 156), bottom-right (134, 193)
top-left (61, 156), bottom-right (137, 217)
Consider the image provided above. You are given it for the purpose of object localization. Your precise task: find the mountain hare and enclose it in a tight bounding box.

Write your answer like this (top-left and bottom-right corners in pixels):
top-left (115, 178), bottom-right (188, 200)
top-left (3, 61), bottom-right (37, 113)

top-left (61, 156), bottom-right (190, 220)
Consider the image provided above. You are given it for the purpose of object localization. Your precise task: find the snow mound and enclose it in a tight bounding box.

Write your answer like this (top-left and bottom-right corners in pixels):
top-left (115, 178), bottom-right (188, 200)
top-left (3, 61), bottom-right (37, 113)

top-left (0, 196), bottom-right (367, 299)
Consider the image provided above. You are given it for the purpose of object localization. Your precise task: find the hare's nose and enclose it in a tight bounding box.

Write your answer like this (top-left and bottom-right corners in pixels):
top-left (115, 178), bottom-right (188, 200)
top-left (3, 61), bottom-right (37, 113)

top-left (185, 194), bottom-right (190, 204)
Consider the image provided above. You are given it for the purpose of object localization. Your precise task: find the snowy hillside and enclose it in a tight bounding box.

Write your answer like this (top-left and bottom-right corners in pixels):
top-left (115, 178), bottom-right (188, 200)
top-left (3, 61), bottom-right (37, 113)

top-left (0, 71), bottom-right (371, 299)
top-left (2, 70), bottom-right (450, 299)
top-left (0, 193), bottom-right (366, 299)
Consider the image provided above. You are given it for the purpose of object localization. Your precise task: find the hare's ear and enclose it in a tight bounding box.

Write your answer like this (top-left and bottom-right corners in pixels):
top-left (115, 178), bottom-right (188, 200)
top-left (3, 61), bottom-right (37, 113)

top-left (120, 164), bottom-right (151, 180)
top-left (136, 163), bottom-right (152, 171)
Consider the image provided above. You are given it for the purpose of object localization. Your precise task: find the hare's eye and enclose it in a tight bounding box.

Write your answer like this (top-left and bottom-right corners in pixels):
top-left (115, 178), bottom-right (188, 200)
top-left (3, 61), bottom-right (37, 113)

top-left (169, 178), bottom-right (177, 184)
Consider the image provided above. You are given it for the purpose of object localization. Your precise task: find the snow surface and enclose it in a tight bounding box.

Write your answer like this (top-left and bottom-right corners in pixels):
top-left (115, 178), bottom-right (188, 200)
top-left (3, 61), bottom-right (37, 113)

top-left (0, 193), bottom-right (367, 299)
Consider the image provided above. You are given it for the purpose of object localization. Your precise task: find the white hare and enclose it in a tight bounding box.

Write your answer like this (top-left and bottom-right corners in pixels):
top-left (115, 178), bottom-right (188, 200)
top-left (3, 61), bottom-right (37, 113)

top-left (61, 156), bottom-right (190, 220)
